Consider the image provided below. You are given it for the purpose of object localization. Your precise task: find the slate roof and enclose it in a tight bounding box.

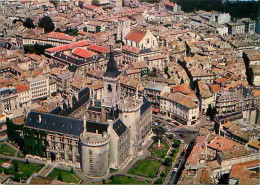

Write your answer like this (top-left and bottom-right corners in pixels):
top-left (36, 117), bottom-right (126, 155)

top-left (86, 120), bottom-right (108, 134)
top-left (25, 111), bottom-right (83, 137)
top-left (141, 96), bottom-right (152, 115)
top-left (103, 51), bottom-right (120, 78)
top-left (113, 119), bottom-right (127, 137)
top-left (50, 87), bottom-right (90, 116)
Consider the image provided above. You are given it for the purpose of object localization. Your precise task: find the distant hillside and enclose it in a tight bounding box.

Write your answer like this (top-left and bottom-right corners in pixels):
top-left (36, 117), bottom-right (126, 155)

top-left (174, 0), bottom-right (260, 20)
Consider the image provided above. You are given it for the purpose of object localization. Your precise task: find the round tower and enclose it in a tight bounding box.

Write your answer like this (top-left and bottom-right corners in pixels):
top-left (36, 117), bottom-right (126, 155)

top-left (80, 132), bottom-right (110, 178)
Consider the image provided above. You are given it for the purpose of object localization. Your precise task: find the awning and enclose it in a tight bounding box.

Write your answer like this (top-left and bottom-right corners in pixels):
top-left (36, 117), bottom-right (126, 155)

top-left (152, 108), bottom-right (160, 113)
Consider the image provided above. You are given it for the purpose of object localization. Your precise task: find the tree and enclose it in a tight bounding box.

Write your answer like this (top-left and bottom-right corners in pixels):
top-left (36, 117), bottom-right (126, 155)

top-left (102, 179), bottom-right (106, 184)
top-left (55, 28), bottom-right (62, 32)
top-left (23, 18), bottom-right (35, 29)
top-left (152, 126), bottom-right (166, 147)
top-left (163, 157), bottom-right (173, 166)
top-left (92, 0), bottom-right (100, 6)
top-left (57, 171), bottom-right (63, 181)
top-left (14, 161), bottom-right (19, 173)
top-left (38, 16), bottom-right (55, 33)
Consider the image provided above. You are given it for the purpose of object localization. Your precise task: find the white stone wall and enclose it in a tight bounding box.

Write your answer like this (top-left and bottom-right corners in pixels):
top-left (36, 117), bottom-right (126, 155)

top-left (81, 141), bottom-right (110, 177)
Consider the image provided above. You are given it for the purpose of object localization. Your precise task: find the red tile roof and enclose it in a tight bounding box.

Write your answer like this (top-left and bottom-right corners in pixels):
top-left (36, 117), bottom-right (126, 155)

top-left (125, 28), bottom-right (147, 43)
top-left (122, 45), bottom-right (141, 54)
top-left (14, 84), bottom-right (29, 92)
top-left (72, 48), bottom-right (93, 59)
top-left (173, 83), bottom-right (192, 95)
top-left (210, 84), bottom-right (221, 93)
top-left (84, 4), bottom-right (99, 10)
top-left (230, 160), bottom-right (260, 185)
top-left (87, 44), bottom-right (109, 54)
top-left (46, 40), bottom-right (91, 53)
top-left (208, 136), bottom-right (239, 151)
top-left (165, 2), bottom-right (175, 7)
top-left (47, 32), bottom-right (75, 41)
top-left (132, 62), bottom-right (148, 69)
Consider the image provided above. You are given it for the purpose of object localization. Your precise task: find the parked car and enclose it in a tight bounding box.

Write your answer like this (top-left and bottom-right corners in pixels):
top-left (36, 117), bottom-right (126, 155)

top-left (171, 171), bottom-right (176, 177)
top-left (173, 163), bottom-right (179, 171)
top-left (173, 121), bottom-right (179, 126)
top-left (179, 133), bottom-right (185, 138)
top-left (180, 139), bottom-right (184, 143)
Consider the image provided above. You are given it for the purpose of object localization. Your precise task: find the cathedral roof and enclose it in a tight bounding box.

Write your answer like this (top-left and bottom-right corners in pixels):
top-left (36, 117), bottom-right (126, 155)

top-left (103, 50), bottom-right (120, 78)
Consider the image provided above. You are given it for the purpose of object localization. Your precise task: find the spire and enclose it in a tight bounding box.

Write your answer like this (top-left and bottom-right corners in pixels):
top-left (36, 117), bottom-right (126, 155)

top-left (103, 35), bottom-right (120, 78)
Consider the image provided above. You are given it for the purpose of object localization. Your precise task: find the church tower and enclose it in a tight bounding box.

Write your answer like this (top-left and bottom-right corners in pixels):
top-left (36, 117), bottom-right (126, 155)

top-left (102, 44), bottom-right (121, 108)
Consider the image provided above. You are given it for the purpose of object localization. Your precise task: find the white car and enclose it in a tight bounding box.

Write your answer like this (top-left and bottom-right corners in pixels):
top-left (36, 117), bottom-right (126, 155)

top-left (180, 140), bottom-right (184, 143)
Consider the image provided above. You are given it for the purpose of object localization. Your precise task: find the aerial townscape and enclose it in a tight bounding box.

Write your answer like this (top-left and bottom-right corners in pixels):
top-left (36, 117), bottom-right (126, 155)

top-left (0, 0), bottom-right (259, 184)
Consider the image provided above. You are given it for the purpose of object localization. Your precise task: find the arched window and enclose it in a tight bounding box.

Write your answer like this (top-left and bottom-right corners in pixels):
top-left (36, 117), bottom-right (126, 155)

top-left (108, 84), bottom-right (112, 92)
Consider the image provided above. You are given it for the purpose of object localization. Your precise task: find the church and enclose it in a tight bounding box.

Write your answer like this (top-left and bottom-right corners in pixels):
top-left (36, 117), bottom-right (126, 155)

top-left (24, 47), bottom-right (153, 178)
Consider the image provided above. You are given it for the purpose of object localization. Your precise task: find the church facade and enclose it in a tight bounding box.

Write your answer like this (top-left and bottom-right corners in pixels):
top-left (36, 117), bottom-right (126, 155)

top-left (24, 48), bottom-right (153, 178)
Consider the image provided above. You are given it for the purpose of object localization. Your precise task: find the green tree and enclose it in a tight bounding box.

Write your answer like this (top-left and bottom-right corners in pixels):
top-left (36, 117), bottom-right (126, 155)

top-left (92, 0), bottom-right (100, 6)
top-left (38, 16), bottom-right (55, 33)
top-left (14, 161), bottom-right (19, 173)
top-left (57, 171), bottom-right (63, 181)
top-left (153, 126), bottom-right (166, 147)
top-left (154, 178), bottom-right (163, 184)
top-left (163, 158), bottom-right (172, 166)
top-left (23, 18), bottom-right (35, 29)
top-left (55, 28), bottom-right (62, 32)
top-left (102, 179), bottom-right (106, 184)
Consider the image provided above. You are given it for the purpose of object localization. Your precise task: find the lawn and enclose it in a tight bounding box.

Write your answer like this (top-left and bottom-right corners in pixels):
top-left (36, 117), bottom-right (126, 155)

top-left (47, 168), bottom-right (81, 184)
top-left (17, 151), bottom-right (25, 158)
top-left (0, 160), bottom-right (43, 179)
top-left (128, 159), bottom-right (161, 178)
top-left (108, 175), bottom-right (150, 184)
top-left (0, 158), bottom-right (9, 165)
top-left (0, 144), bottom-right (16, 156)
top-left (150, 139), bottom-right (170, 158)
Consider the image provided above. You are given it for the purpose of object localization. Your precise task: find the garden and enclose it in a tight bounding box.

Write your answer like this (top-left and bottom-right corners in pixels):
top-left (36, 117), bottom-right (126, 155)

top-left (128, 158), bottom-right (161, 178)
top-left (149, 139), bottom-right (170, 159)
top-left (0, 160), bottom-right (43, 181)
top-left (47, 168), bottom-right (81, 184)
top-left (0, 144), bottom-right (16, 156)
top-left (108, 175), bottom-right (150, 184)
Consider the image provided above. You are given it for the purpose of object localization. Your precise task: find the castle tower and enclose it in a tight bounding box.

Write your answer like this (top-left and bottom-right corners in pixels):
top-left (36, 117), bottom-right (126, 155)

top-left (102, 42), bottom-right (121, 108)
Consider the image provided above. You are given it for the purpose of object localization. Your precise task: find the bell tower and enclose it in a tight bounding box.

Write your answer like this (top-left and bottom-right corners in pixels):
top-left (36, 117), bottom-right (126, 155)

top-left (102, 38), bottom-right (121, 108)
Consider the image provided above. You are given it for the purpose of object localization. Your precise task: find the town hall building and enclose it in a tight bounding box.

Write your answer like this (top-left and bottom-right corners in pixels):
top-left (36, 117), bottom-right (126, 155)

top-left (24, 47), bottom-right (153, 178)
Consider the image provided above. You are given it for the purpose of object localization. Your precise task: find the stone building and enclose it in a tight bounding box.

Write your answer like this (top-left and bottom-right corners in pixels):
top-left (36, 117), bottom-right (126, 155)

top-left (23, 47), bottom-right (153, 178)
top-left (215, 85), bottom-right (256, 124)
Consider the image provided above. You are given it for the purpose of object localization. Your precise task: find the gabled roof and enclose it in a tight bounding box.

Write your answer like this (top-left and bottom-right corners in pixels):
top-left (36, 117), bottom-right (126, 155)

top-left (72, 48), bottom-right (93, 59)
top-left (125, 28), bottom-right (147, 43)
top-left (87, 44), bottom-right (109, 54)
top-left (47, 32), bottom-right (75, 41)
